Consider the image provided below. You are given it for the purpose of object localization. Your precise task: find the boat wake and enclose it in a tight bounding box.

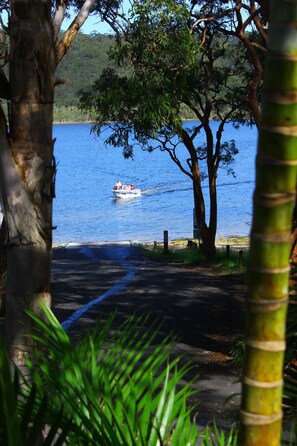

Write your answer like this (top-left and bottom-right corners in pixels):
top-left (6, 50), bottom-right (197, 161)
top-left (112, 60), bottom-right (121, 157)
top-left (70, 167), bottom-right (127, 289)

top-left (141, 183), bottom-right (191, 197)
top-left (110, 179), bottom-right (255, 200)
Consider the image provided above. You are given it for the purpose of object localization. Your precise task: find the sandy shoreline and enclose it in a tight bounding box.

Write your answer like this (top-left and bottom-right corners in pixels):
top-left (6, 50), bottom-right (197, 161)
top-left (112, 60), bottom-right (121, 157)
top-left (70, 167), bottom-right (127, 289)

top-left (53, 236), bottom-right (250, 250)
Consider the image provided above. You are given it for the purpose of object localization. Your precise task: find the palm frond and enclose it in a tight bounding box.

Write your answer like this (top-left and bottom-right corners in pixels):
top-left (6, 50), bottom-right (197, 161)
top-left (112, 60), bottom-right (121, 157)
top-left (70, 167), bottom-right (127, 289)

top-left (25, 308), bottom-right (200, 445)
top-left (0, 332), bottom-right (73, 446)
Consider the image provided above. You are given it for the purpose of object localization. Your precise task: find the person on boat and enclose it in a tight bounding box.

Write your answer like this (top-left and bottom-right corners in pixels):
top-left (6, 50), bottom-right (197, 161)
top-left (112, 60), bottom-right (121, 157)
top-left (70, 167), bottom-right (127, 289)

top-left (115, 179), bottom-right (122, 189)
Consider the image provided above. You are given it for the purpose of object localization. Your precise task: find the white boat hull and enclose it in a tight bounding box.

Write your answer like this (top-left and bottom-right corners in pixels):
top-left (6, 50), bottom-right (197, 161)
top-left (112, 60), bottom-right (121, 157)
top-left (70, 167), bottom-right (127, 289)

top-left (112, 188), bottom-right (141, 199)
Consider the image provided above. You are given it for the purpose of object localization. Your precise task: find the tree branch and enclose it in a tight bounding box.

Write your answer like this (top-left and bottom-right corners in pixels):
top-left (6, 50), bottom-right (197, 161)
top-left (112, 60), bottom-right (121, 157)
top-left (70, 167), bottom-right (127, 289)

top-left (52, 0), bottom-right (68, 43)
top-left (190, 6), bottom-right (237, 34)
top-left (165, 145), bottom-right (193, 179)
top-left (103, 12), bottom-right (130, 42)
top-left (55, 0), bottom-right (96, 66)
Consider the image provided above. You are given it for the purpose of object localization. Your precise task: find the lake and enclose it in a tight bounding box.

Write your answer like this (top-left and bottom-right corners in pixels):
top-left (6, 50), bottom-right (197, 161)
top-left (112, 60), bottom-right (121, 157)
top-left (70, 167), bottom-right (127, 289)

top-left (53, 121), bottom-right (258, 244)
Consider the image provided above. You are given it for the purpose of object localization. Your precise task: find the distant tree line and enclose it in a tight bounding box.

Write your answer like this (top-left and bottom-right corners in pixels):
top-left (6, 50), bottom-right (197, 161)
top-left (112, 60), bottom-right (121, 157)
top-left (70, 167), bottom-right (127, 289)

top-left (54, 30), bottom-right (254, 123)
top-left (54, 32), bottom-right (115, 121)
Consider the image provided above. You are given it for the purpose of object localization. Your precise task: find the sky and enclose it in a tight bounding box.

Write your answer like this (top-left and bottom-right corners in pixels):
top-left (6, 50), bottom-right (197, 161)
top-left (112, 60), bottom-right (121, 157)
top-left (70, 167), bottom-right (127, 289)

top-left (1, 4), bottom-right (128, 35)
top-left (62, 10), bottom-right (112, 34)
top-left (63, 1), bottom-right (131, 35)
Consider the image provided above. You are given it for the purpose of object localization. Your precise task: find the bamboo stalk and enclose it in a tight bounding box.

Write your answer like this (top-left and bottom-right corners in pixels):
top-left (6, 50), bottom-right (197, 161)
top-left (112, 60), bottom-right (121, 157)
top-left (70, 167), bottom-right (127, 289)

top-left (239, 1), bottom-right (297, 445)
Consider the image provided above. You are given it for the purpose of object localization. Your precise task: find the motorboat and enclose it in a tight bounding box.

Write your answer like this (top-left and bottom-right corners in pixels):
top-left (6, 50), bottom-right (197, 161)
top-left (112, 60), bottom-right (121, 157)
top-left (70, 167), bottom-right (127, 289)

top-left (112, 183), bottom-right (141, 199)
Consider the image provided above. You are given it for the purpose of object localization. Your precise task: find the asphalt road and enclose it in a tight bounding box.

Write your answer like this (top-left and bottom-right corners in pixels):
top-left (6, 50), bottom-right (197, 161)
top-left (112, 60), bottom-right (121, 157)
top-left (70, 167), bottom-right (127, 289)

top-left (52, 242), bottom-right (246, 428)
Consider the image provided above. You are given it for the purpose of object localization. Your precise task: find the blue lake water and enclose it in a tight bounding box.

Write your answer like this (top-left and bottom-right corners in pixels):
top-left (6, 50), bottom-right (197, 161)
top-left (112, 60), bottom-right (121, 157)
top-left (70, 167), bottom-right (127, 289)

top-left (53, 121), bottom-right (258, 243)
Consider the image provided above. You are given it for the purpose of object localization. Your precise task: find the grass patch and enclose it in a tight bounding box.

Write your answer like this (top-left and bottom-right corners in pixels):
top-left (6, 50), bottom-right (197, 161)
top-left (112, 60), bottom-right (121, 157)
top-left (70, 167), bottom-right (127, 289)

top-left (216, 236), bottom-right (249, 246)
top-left (230, 335), bottom-right (245, 367)
top-left (144, 246), bottom-right (249, 274)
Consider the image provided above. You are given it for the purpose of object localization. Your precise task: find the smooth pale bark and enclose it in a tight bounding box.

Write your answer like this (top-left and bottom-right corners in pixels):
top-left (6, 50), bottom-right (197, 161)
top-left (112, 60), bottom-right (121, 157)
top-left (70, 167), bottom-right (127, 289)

top-left (55, 0), bottom-right (96, 64)
top-left (239, 1), bottom-right (297, 445)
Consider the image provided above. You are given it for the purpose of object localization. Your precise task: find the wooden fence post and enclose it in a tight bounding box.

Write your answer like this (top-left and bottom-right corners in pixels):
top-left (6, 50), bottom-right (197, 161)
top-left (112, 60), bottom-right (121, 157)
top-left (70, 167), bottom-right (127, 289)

top-left (239, 250), bottom-right (244, 268)
top-left (163, 230), bottom-right (169, 252)
top-left (226, 244), bottom-right (230, 259)
top-left (193, 208), bottom-right (200, 239)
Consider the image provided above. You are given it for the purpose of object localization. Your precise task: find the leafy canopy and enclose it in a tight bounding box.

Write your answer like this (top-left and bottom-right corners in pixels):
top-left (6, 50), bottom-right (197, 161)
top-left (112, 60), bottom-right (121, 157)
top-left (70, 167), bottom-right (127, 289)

top-left (80, 0), bottom-right (200, 157)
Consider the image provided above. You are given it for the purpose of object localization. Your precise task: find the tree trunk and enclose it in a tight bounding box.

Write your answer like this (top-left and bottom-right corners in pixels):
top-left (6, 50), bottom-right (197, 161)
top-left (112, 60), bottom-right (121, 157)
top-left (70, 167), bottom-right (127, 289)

top-left (207, 166), bottom-right (218, 258)
top-left (0, 0), bottom-right (55, 367)
top-left (0, 218), bottom-right (7, 316)
top-left (239, 1), bottom-right (297, 444)
top-left (182, 129), bottom-right (217, 257)
top-left (192, 174), bottom-right (216, 258)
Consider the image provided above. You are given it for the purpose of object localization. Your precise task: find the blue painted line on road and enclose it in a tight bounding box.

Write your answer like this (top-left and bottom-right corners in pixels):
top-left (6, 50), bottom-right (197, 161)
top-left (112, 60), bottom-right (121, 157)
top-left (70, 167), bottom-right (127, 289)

top-left (61, 246), bottom-right (139, 332)
top-left (79, 246), bottom-right (102, 262)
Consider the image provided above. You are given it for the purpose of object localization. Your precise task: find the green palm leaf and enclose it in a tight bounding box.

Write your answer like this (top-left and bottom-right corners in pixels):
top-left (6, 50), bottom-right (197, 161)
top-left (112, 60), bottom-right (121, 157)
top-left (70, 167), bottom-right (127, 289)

top-left (26, 308), bottom-right (200, 445)
top-left (0, 333), bottom-right (73, 446)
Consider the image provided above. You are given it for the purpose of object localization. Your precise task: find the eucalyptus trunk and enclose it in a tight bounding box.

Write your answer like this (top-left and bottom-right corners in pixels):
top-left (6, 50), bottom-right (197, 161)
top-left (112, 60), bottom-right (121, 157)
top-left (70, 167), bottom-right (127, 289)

top-left (239, 1), bottom-right (297, 445)
top-left (0, 218), bottom-right (7, 316)
top-left (0, 0), bottom-right (55, 367)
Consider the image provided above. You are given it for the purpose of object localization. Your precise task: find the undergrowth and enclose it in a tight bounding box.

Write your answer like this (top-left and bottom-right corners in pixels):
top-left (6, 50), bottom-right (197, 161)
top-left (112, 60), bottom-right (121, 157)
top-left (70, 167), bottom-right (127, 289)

top-left (144, 246), bottom-right (248, 274)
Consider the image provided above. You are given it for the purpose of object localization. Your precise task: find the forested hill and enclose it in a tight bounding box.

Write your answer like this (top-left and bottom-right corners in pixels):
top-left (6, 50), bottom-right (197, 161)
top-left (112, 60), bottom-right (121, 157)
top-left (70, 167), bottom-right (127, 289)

top-left (53, 31), bottom-right (241, 123)
top-left (54, 32), bottom-right (196, 123)
top-left (54, 32), bottom-right (115, 122)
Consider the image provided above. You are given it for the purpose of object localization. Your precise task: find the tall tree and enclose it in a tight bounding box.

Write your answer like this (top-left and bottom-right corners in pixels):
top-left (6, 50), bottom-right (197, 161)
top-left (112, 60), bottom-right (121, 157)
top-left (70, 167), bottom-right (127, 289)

top-left (0, 0), bottom-right (56, 368)
top-left (194, 1), bottom-right (297, 361)
top-left (239, 0), bottom-right (297, 444)
top-left (80, 0), bottom-right (251, 257)
top-left (190, 0), bottom-right (268, 127)
top-left (0, 0), bottom-right (118, 366)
